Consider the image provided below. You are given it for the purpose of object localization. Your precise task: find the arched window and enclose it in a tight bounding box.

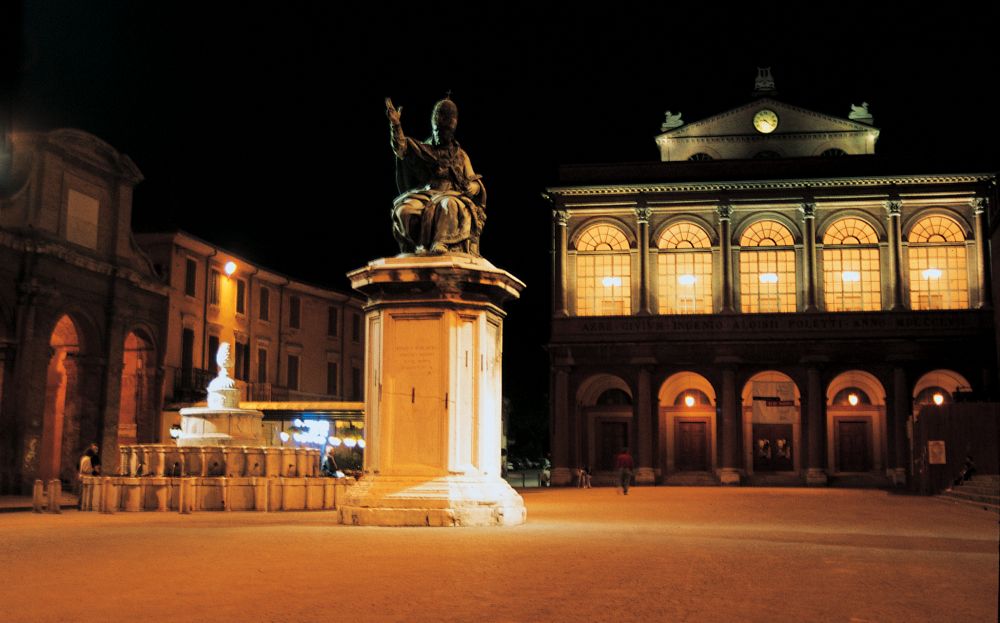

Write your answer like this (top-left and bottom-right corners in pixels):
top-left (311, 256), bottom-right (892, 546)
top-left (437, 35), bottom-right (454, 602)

top-left (575, 223), bottom-right (632, 316)
top-left (820, 148), bottom-right (847, 157)
top-left (908, 215), bottom-right (969, 310)
top-left (657, 222), bottom-right (713, 314)
top-left (688, 153), bottom-right (713, 161)
top-left (823, 218), bottom-right (881, 311)
top-left (739, 221), bottom-right (796, 313)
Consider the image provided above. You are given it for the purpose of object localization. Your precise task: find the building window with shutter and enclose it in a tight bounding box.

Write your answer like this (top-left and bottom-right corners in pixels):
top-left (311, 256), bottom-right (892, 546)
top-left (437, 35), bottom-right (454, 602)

top-left (289, 296), bottom-right (301, 329)
top-left (287, 354), bottom-right (300, 391)
top-left (259, 287), bottom-right (270, 321)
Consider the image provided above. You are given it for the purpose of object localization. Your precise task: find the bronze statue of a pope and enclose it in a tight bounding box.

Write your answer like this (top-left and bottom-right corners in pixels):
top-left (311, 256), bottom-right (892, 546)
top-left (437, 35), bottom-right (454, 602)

top-left (386, 96), bottom-right (486, 256)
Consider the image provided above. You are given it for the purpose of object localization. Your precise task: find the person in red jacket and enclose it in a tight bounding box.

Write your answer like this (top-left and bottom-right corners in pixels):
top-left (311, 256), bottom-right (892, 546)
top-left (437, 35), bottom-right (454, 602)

top-left (615, 448), bottom-right (634, 495)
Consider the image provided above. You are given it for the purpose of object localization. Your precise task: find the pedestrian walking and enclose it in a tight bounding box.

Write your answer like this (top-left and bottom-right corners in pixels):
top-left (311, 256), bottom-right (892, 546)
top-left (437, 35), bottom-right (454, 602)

top-left (577, 465), bottom-right (592, 489)
top-left (615, 448), bottom-right (634, 495)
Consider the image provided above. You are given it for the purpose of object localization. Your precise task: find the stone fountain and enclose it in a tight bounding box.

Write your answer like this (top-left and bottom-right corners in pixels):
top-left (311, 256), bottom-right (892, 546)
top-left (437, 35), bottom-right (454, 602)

top-left (79, 343), bottom-right (344, 513)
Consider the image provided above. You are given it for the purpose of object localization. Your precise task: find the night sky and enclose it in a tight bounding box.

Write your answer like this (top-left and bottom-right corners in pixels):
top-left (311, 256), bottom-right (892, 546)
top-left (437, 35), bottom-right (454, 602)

top-left (5, 4), bottom-right (999, 455)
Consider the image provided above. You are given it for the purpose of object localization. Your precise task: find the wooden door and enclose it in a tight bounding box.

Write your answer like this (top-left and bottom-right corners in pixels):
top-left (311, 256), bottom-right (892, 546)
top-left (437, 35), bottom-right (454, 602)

top-left (599, 422), bottom-right (627, 470)
top-left (837, 421), bottom-right (869, 472)
top-left (676, 421), bottom-right (707, 471)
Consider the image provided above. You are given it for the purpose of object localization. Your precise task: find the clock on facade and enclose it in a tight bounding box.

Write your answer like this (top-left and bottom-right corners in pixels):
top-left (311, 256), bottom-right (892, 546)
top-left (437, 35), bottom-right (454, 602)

top-left (753, 109), bottom-right (779, 134)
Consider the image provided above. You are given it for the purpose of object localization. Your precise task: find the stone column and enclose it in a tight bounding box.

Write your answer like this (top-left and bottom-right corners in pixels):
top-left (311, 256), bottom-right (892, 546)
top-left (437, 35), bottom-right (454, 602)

top-left (551, 366), bottom-right (572, 486)
top-left (801, 202), bottom-right (819, 312)
top-left (805, 367), bottom-right (827, 485)
top-left (636, 204), bottom-right (652, 315)
top-left (972, 198), bottom-right (992, 309)
top-left (885, 200), bottom-right (905, 310)
top-left (719, 367), bottom-right (741, 485)
top-left (891, 366), bottom-right (909, 485)
top-left (718, 202), bottom-right (735, 313)
top-left (553, 209), bottom-right (569, 317)
top-left (635, 367), bottom-right (654, 484)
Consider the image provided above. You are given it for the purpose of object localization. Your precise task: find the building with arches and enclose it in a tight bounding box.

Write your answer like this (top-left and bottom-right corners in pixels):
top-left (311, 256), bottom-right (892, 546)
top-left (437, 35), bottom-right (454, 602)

top-left (0, 129), bottom-right (169, 494)
top-left (545, 81), bottom-right (998, 487)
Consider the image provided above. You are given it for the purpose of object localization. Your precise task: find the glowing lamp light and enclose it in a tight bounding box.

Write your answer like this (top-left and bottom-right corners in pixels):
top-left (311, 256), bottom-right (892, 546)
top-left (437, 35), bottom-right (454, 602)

top-left (329, 436), bottom-right (342, 447)
top-left (847, 393), bottom-right (859, 406)
top-left (759, 273), bottom-right (779, 284)
top-left (678, 274), bottom-right (697, 286)
top-left (684, 395), bottom-right (695, 407)
top-left (932, 392), bottom-right (945, 406)
top-left (279, 431), bottom-right (290, 442)
top-left (922, 268), bottom-right (942, 280)
top-left (224, 261), bottom-right (237, 276)
top-left (357, 439), bottom-right (366, 449)
top-left (841, 271), bottom-right (861, 282)
top-left (601, 276), bottom-right (622, 287)
top-left (344, 438), bottom-right (357, 448)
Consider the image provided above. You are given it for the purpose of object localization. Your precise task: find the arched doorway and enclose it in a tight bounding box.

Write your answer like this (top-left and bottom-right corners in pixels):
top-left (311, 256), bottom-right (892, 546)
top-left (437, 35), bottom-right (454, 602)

top-left (40, 315), bottom-right (81, 483)
top-left (742, 371), bottom-right (801, 475)
top-left (119, 330), bottom-right (157, 445)
top-left (658, 372), bottom-right (717, 474)
top-left (577, 374), bottom-right (633, 477)
top-left (826, 371), bottom-right (887, 475)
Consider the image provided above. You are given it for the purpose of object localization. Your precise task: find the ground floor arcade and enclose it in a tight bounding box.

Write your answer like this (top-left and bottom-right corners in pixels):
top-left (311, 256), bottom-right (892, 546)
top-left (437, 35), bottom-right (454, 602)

top-left (551, 363), bottom-right (980, 487)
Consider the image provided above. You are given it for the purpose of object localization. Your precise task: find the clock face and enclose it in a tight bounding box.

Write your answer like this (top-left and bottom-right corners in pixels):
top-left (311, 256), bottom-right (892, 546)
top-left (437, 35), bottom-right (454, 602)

top-left (753, 109), bottom-right (779, 134)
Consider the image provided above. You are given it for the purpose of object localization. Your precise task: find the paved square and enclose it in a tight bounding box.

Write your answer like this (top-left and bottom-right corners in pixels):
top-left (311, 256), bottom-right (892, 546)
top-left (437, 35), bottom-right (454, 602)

top-left (1, 488), bottom-right (996, 622)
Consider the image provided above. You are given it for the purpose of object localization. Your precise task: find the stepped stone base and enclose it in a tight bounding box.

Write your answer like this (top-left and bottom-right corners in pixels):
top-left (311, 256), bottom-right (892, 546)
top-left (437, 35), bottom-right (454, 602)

top-left (338, 475), bottom-right (526, 527)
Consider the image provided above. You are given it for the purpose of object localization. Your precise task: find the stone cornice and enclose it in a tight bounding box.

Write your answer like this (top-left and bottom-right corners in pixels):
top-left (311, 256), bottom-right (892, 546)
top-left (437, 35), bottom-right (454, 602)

top-left (0, 228), bottom-right (168, 295)
top-left (655, 130), bottom-right (877, 146)
top-left (547, 174), bottom-right (993, 198)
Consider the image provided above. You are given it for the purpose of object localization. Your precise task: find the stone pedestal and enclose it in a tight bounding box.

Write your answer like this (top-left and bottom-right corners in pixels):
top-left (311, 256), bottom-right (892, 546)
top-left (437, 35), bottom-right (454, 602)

top-left (339, 255), bottom-right (526, 526)
top-left (806, 467), bottom-right (829, 486)
top-left (719, 468), bottom-right (742, 485)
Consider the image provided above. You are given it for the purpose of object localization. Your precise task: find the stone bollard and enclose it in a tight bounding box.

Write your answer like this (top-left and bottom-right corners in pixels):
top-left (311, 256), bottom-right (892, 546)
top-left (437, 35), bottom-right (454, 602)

top-left (153, 479), bottom-right (169, 512)
top-left (123, 478), bottom-right (142, 511)
top-left (100, 477), bottom-right (116, 514)
top-left (46, 479), bottom-right (63, 513)
top-left (323, 478), bottom-right (336, 510)
top-left (253, 477), bottom-right (269, 512)
top-left (32, 480), bottom-right (45, 513)
top-left (178, 478), bottom-right (194, 514)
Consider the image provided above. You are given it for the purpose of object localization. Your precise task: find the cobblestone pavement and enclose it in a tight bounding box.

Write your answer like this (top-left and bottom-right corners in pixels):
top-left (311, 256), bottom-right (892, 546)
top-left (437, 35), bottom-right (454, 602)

top-left (1, 487), bottom-right (996, 622)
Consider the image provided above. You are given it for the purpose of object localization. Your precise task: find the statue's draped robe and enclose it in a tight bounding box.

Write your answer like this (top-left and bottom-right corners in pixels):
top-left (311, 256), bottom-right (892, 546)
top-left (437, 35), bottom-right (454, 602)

top-left (391, 134), bottom-right (486, 254)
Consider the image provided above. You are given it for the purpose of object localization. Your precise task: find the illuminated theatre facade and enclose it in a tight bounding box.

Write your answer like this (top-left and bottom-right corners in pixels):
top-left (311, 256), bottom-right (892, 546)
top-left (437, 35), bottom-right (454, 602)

top-left (545, 90), bottom-right (997, 487)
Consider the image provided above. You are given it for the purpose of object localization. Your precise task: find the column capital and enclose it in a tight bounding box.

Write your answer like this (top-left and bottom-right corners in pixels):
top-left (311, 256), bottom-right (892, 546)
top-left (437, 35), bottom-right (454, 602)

top-left (799, 202), bottom-right (817, 219)
top-left (884, 199), bottom-right (902, 217)
top-left (970, 197), bottom-right (988, 215)
top-left (635, 205), bottom-right (652, 224)
top-left (716, 201), bottom-right (733, 221)
top-left (552, 208), bottom-right (569, 227)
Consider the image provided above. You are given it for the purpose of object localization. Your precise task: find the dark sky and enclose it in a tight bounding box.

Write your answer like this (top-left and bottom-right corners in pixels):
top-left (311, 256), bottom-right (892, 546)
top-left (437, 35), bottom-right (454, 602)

top-left (6, 3), bottom-right (999, 446)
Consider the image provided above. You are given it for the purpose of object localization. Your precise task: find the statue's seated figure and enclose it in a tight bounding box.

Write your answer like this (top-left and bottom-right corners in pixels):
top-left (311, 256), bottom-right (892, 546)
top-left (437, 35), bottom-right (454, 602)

top-left (387, 97), bottom-right (486, 256)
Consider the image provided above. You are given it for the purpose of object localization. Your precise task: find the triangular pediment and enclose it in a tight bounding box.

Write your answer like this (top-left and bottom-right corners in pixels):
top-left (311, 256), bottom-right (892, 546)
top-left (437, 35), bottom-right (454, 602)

top-left (659, 98), bottom-right (876, 139)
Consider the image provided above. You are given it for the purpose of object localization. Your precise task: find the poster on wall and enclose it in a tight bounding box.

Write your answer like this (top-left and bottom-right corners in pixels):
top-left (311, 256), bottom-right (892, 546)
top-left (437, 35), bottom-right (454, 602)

top-left (928, 440), bottom-right (947, 465)
top-left (751, 381), bottom-right (796, 423)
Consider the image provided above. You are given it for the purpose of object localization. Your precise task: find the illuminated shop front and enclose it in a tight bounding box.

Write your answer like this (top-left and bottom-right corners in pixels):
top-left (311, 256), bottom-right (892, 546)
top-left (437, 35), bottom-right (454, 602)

top-left (243, 402), bottom-right (365, 473)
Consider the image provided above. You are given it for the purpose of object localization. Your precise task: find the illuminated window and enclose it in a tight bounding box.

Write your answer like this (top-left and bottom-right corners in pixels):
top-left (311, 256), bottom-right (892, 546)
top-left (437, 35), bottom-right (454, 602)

top-left (908, 215), bottom-right (969, 310)
top-left (657, 222), bottom-right (713, 314)
top-left (822, 218), bottom-right (881, 311)
top-left (575, 224), bottom-right (632, 316)
top-left (739, 221), bottom-right (796, 313)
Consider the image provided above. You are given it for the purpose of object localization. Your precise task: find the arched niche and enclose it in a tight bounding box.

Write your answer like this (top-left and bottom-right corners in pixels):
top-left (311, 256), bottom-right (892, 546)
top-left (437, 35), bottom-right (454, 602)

top-left (741, 371), bottom-right (801, 476)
